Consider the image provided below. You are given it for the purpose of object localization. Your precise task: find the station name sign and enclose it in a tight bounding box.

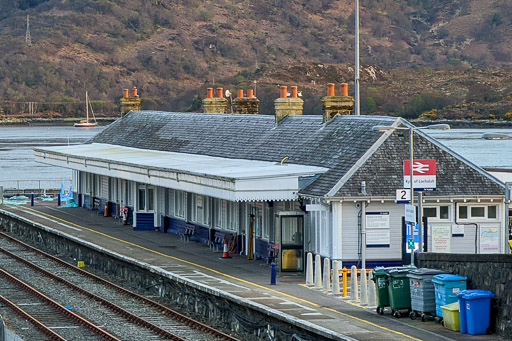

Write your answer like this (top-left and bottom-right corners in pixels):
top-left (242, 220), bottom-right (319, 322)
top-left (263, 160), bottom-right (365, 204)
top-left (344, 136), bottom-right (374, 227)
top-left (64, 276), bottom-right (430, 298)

top-left (403, 159), bottom-right (436, 191)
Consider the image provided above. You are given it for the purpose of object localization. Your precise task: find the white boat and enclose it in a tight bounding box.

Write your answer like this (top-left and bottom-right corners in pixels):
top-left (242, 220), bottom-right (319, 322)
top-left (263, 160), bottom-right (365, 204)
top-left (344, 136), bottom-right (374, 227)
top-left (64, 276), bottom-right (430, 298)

top-left (74, 91), bottom-right (98, 128)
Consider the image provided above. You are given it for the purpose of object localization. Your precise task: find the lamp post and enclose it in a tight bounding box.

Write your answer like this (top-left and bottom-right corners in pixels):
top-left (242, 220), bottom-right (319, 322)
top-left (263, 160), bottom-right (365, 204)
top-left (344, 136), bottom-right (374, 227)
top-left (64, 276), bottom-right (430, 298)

top-left (372, 123), bottom-right (450, 259)
top-left (354, 0), bottom-right (360, 115)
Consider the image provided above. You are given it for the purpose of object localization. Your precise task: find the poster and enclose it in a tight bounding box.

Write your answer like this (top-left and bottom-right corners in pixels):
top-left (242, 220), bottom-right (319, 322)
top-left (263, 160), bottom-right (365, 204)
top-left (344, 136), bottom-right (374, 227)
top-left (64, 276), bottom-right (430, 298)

top-left (366, 212), bottom-right (389, 229)
top-left (480, 227), bottom-right (499, 254)
top-left (432, 225), bottom-right (451, 252)
top-left (366, 212), bottom-right (390, 246)
top-left (452, 224), bottom-right (464, 236)
top-left (366, 229), bottom-right (390, 246)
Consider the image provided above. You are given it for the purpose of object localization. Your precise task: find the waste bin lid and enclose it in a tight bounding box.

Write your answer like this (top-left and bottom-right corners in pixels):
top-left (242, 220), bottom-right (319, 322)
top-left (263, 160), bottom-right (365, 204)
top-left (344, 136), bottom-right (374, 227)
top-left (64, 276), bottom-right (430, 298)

top-left (441, 301), bottom-right (460, 312)
top-left (373, 266), bottom-right (409, 275)
top-left (408, 268), bottom-right (448, 276)
top-left (461, 290), bottom-right (495, 300)
top-left (457, 289), bottom-right (487, 298)
top-left (433, 274), bottom-right (467, 283)
top-left (388, 268), bottom-right (412, 276)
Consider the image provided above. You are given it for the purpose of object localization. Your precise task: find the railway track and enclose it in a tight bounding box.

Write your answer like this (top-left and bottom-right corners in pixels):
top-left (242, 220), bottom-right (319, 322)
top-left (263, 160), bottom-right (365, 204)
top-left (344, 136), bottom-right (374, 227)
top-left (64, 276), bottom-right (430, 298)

top-left (0, 231), bottom-right (239, 341)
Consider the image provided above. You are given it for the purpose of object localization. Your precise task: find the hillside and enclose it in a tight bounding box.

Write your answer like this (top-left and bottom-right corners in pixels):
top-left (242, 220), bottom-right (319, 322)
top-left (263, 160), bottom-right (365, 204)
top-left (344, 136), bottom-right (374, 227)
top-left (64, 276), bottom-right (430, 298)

top-left (0, 0), bottom-right (511, 120)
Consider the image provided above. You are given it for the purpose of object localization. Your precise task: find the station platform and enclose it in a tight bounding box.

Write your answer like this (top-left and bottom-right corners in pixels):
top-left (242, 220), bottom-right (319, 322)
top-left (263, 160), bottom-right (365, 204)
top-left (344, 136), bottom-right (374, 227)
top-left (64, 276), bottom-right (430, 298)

top-left (0, 204), bottom-right (503, 341)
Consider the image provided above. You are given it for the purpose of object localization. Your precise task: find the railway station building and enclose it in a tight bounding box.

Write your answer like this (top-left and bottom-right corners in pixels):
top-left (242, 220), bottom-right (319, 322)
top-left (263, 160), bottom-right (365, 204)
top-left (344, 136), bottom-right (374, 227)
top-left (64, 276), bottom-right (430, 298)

top-left (35, 86), bottom-right (508, 271)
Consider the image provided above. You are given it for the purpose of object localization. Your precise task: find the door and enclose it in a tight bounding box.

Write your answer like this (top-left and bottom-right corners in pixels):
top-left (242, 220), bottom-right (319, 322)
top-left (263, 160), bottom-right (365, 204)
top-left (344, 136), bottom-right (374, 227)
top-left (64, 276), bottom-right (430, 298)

top-left (280, 215), bottom-right (304, 271)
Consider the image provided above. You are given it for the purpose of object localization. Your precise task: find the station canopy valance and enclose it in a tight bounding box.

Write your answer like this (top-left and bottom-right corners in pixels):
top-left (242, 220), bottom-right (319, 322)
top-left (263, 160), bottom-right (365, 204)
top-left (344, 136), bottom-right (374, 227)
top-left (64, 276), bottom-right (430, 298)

top-left (35, 143), bottom-right (328, 202)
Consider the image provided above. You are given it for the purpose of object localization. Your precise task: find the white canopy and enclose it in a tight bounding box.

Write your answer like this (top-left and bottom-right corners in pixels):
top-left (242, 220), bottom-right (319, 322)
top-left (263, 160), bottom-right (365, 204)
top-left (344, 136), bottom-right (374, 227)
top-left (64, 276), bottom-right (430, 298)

top-left (35, 143), bottom-right (327, 202)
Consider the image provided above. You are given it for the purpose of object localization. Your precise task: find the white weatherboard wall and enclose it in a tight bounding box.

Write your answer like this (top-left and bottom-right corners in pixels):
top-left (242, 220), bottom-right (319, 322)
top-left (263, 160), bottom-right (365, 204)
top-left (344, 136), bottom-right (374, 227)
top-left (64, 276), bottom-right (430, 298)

top-left (341, 202), bottom-right (406, 262)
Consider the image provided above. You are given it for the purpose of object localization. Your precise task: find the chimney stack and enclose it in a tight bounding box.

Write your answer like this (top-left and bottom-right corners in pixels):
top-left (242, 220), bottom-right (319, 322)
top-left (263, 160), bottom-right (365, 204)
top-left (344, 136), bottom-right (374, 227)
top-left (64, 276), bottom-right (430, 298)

top-left (321, 83), bottom-right (354, 123)
top-left (233, 88), bottom-right (260, 114)
top-left (202, 87), bottom-right (228, 113)
top-left (274, 86), bottom-right (303, 123)
top-left (120, 87), bottom-right (142, 116)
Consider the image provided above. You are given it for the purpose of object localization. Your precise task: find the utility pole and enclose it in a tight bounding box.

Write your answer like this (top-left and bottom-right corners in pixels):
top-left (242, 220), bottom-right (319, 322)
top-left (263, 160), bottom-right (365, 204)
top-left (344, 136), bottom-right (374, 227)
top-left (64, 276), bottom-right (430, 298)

top-left (354, 0), bottom-right (360, 115)
top-left (25, 15), bottom-right (32, 45)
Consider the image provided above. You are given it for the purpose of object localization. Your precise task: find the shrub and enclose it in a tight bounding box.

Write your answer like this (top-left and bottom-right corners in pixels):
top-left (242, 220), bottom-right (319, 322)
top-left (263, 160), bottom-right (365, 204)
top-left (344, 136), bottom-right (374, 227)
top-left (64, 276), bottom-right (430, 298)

top-left (419, 109), bottom-right (438, 120)
top-left (504, 112), bottom-right (512, 121)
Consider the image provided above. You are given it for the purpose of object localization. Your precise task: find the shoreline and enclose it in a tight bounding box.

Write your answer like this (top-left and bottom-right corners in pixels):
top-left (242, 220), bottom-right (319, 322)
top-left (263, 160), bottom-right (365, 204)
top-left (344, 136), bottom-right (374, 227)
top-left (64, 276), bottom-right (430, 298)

top-left (0, 117), bottom-right (118, 126)
top-left (1, 116), bottom-right (512, 129)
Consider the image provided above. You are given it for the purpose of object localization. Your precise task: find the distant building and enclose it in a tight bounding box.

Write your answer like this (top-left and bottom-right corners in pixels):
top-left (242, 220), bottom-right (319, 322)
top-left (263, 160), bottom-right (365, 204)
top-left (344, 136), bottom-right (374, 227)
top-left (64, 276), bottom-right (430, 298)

top-left (35, 85), bottom-right (507, 271)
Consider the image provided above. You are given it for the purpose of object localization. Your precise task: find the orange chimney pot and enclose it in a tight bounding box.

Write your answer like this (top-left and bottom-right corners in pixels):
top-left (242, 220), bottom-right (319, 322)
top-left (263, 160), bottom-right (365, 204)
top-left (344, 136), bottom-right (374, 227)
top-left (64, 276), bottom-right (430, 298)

top-left (206, 88), bottom-right (213, 98)
top-left (132, 88), bottom-right (138, 97)
top-left (291, 86), bottom-right (298, 98)
top-left (341, 83), bottom-right (348, 97)
top-left (123, 89), bottom-right (129, 98)
top-left (237, 89), bottom-right (244, 98)
top-left (247, 89), bottom-right (254, 98)
top-left (280, 86), bottom-right (287, 98)
top-left (327, 83), bottom-right (335, 96)
top-left (216, 87), bottom-right (224, 98)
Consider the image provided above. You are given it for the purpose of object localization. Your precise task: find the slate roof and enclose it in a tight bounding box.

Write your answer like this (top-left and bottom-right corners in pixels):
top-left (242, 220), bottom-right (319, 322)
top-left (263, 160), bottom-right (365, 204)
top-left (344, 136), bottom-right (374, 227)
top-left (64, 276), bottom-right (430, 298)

top-left (89, 111), bottom-right (504, 198)
top-left (89, 111), bottom-right (397, 197)
top-left (334, 129), bottom-right (505, 197)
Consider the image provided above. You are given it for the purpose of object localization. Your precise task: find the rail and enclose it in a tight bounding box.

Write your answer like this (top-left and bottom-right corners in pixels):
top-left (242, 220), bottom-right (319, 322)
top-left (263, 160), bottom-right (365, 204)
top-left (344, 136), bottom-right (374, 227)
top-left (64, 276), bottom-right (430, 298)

top-left (0, 179), bottom-right (70, 194)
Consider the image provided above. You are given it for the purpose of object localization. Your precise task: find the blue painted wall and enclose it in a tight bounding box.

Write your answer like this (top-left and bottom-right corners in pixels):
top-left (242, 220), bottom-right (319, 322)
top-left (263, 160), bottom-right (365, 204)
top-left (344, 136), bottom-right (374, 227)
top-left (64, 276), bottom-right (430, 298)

top-left (134, 212), bottom-right (154, 231)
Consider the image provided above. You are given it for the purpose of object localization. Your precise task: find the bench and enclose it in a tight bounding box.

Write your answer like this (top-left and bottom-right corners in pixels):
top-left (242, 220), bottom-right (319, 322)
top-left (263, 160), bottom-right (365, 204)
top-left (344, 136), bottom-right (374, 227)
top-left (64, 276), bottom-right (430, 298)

top-left (93, 197), bottom-right (101, 215)
top-left (267, 243), bottom-right (279, 263)
top-left (209, 231), bottom-right (226, 251)
top-left (178, 224), bottom-right (196, 242)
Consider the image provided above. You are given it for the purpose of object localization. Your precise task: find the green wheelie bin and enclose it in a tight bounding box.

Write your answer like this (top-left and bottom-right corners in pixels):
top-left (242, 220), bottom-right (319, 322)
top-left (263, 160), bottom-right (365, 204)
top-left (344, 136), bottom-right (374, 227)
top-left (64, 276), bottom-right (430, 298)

top-left (388, 268), bottom-right (414, 318)
top-left (372, 266), bottom-right (402, 315)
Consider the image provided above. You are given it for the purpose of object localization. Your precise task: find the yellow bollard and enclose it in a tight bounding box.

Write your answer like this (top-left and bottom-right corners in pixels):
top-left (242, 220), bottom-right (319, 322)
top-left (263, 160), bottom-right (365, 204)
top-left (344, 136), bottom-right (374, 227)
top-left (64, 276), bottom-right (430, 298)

top-left (77, 261), bottom-right (85, 268)
top-left (342, 267), bottom-right (348, 297)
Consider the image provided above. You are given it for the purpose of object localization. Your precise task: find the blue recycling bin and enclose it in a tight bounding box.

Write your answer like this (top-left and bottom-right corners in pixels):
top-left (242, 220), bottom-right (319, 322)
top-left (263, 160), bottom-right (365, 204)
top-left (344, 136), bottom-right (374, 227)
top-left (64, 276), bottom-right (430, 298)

top-left (458, 290), bottom-right (494, 335)
top-left (432, 274), bottom-right (467, 318)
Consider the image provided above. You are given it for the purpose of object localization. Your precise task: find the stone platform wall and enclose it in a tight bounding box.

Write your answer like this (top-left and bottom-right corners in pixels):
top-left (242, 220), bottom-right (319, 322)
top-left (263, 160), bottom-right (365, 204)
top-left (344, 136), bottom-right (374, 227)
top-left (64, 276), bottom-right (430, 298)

top-left (418, 252), bottom-right (512, 338)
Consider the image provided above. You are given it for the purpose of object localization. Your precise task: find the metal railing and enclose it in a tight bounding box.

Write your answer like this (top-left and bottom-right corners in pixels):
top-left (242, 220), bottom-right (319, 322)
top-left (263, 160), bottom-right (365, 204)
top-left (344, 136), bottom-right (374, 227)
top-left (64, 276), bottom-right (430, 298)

top-left (0, 180), bottom-right (70, 194)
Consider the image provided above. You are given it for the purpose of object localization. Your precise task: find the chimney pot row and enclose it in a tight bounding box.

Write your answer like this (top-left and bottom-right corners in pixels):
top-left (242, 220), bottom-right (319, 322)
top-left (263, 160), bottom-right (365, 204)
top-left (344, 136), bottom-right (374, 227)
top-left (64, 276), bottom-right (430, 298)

top-left (326, 83), bottom-right (349, 96)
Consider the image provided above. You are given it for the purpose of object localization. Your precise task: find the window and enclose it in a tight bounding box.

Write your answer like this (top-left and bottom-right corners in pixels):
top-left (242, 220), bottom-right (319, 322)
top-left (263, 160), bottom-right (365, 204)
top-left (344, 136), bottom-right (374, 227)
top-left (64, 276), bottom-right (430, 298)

top-left (488, 205), bottom-right (497, 219)
top-left (174, 190), bottom-right (186, 219)
top-left (422, 205), bottom-right (450, 220)
top-left (214, 199), bottom-right (238, 231)
top-left (191, 194), bottom-right (210, 226)
top-left (470, 207), bottom-right (485, 218)
top-left (459, 206), bottom-right (468, 219)
top-left (458, 205), bottom-right (498, 220)
top-left (138, 188), bottom-right (146, 210)
top-left (423, 207), bottom-right (437, 218)
top-left (137, 185), bottom-right (155, 212)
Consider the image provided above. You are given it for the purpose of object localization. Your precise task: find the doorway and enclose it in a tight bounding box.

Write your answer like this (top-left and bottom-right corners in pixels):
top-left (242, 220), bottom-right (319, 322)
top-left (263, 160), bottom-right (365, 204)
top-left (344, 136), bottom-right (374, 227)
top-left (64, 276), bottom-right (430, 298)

top-left (280, 215), bottom-right (304, 271)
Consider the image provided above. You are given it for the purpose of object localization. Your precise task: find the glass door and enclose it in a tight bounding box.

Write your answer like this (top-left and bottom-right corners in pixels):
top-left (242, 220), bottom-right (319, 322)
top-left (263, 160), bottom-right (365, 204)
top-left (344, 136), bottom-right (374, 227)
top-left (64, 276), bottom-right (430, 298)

top-left (280, 215), bottom-right (304, 271)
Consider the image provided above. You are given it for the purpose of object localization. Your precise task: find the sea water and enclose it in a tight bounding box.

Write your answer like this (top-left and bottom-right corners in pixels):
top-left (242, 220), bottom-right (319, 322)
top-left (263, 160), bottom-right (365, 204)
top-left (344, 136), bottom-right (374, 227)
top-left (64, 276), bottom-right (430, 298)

top-left (0, 125), bottom-right (105, 189)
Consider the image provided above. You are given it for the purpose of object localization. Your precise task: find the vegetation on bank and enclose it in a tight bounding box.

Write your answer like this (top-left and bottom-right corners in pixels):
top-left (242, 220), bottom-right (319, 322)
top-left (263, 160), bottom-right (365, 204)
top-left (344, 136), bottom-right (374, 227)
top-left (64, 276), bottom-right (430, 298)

top-left (0, 1), bottom-right (511, 120)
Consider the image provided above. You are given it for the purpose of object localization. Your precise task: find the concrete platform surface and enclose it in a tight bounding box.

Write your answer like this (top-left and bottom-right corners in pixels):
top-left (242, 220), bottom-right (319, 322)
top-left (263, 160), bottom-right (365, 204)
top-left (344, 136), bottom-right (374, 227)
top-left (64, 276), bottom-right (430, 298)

top-left (0, 204), bottom-right (504, 341)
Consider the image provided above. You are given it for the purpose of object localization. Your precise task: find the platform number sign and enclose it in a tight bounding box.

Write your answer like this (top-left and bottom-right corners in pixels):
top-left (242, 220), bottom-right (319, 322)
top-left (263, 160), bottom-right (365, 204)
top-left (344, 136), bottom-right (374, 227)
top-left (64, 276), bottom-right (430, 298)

top-left (396, 189), bottom-right (411, 204)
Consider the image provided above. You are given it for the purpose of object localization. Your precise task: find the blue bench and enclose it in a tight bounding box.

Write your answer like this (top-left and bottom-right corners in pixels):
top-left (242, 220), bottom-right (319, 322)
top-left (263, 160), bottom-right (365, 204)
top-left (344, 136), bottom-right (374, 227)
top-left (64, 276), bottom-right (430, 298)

top-left (209, 231), bottom-right (226, 251)
top-left (178, 224), bottom-right (196, 242)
